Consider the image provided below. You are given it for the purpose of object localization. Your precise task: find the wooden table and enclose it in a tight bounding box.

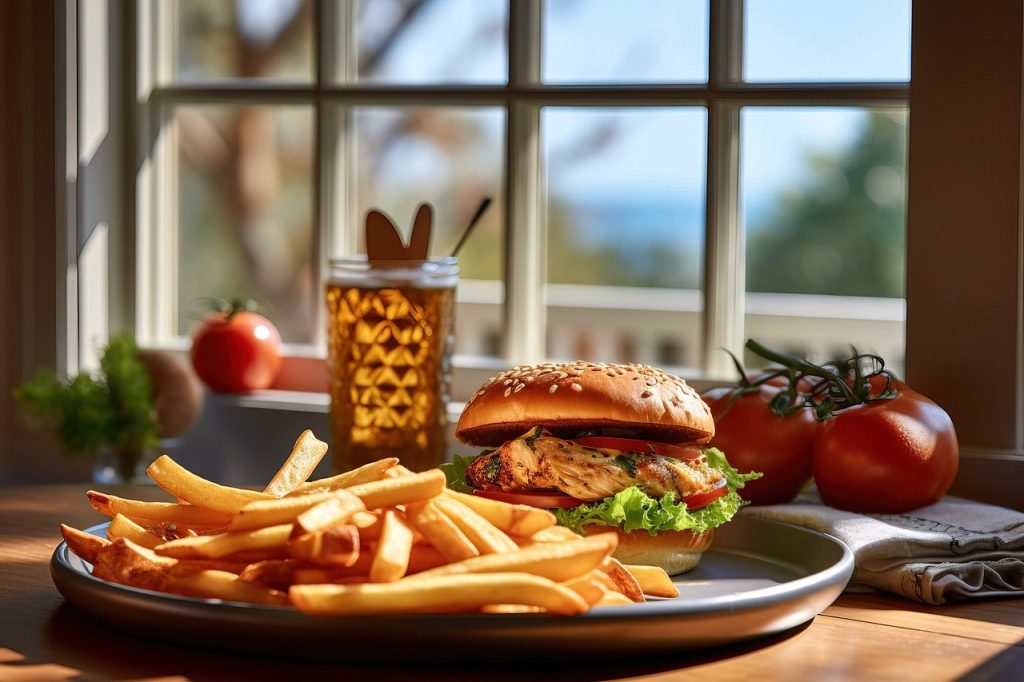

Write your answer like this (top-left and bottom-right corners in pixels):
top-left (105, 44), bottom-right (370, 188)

top-left (2, 485), bottom-right (1022, 682)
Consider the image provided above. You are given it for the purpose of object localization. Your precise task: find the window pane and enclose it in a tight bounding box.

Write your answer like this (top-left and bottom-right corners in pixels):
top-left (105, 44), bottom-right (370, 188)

top-left (355, 0), bottom-right (507, 84)
top-left (744, 0), bottom-right (911, 82)
top-left (176, 105), bottom-right (314, 344)
top-left (542, 0), bottom-right (708, 83)
top-left (174, 0), bottom-right (314, 81)
top-left (543, 107), bottom-right (706, 368)
top-left (352, 106), bottom-right (506, 358)
top-left (741, 108), bottom-right (908, 373)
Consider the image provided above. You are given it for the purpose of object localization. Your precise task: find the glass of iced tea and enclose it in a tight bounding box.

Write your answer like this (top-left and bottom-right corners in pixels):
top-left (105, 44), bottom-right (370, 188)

top-left (325, 256), bottom-right (457, 472)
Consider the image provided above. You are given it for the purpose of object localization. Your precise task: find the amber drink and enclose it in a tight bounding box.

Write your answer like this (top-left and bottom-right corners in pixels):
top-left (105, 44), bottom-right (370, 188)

top-left (325, 257), bottom-right (457, 472)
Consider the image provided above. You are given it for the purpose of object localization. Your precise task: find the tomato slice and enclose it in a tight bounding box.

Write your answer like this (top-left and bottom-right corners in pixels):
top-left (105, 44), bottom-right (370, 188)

top-left (571, 436), bottom-right (703, 460)
top-left (682, 480), bottom-right (728, 510)
top-left (473, 489), bottom-right (583, 509)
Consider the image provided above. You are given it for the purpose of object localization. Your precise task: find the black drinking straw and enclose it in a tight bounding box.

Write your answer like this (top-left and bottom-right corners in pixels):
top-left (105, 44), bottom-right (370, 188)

top-left (449, 197), bottom-right (493, 258)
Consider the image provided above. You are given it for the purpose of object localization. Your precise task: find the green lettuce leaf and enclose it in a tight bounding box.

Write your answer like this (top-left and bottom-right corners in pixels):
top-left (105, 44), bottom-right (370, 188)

top-left (703, 446), bottom-right (763, 489)
top-left (555, 448), bottom-right (762, 536)
top-left (443, 445), bottom-right (762, 536)
top-left (440, 453), bottom-right (477, 494)
top-left (554, 486), bottom-right (747, 535)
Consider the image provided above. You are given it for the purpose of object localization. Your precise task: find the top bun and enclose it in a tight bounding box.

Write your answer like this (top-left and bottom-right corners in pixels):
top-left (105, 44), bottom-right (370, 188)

top-left (456, 361), bottom-right (714, 447)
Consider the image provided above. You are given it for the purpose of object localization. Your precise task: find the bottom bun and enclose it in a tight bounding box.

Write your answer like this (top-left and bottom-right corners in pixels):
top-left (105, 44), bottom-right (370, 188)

top-left (585, 525), bottom-right (714, 576)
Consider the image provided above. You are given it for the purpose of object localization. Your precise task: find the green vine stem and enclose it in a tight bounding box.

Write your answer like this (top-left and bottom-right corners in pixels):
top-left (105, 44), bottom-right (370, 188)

top-left (742, 339), bottom-right (899, 420)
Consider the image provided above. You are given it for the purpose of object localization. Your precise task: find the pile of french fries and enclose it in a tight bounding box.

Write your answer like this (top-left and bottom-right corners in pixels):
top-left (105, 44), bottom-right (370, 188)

top-left (60, 430), bottom-right (678, 615)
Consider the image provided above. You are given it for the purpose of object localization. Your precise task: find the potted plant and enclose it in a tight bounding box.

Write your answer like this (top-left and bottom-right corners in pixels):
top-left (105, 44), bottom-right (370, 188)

top-left (13, 333), bottom-right (160, 483)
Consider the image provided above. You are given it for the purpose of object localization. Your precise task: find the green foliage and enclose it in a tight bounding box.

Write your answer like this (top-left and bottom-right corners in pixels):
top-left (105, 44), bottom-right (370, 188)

top-left (554, 487), bottom-right (747, 536)
top-left (12, 333), bottom-right (159, 458)
top-left (747, 112), bottom-right (908, 298)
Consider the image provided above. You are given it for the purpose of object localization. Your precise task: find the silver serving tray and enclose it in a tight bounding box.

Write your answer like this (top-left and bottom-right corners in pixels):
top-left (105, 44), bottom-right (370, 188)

top-left (51, 516), bottom-right (853, 660)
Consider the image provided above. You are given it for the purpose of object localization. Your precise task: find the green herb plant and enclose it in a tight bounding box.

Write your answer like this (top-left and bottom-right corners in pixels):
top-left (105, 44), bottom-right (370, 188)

top-left (13, 333), bottom-right (159, 481)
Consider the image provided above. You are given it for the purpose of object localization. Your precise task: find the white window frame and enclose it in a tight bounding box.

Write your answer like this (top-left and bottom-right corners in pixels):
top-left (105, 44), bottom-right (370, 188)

top-left (132, 0), bottom-right (909, 387)
top-left (4, 0), bottom-right (1019, 502)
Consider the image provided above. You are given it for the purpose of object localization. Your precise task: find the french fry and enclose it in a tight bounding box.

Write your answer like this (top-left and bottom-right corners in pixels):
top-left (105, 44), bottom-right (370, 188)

top-left (562, 574), bottom-right (606, 606)
top-left (292, 552), bottom-right (373, 583)
top-left (481, 604), bottom-right (545, 614)
top-left (286, 458), bottom-right (399, 497)
top-left (238, 559), bottom-right (298, 590)
top-left (346, 469), bottom-right (446, 509)
top-left (155, 524), bottom-right (294, 560)
top-left (287, 526), bottom-right (360, 567)
top-left (412, 533), bottom-right (617, 583)
top-left (589, 569), bottom-right (619, 593)
top-left (594, 591), bottom-right (634, 607)
top-left (442, 489), bottom-right (556, 537)
top-left (350, 511), bottom-right (379, 528)
top-left (69, 432), bottom-right (648, 617)
top-left (369, 510), bottom-right (414, 583)
top-left (263, 430), bottom-right (329, 497)
top-left (290, 573), bottom-right (589, 616)
top-left (623, 564), bottom-right (680, 598)
top-left (92, 538), bottom-right (177, 591)
top-left (87, 491), bottom-right (232, 528)
top-left (295, 492), bottom-right (365, 534)
top-left (434, 497), bottom-right (518, 555)
top-left (107, 514), bottom-right (164, 549)
top-left (60, 524), bottom-right (109, 563)
top-left (404, 501), bottom-right (479, 562)
top-left (405, 545), bottom-right (448, 574)
top-left (599, 558), bottom-right (644, 603)
top-left (524, 525), bottom-right (579, 543)
top-left (165, 569), bottom-right (289, 606)
top-left (147, 455), bottom-right (274, 514)
top-left (228, 490), bottom-right (364, 533)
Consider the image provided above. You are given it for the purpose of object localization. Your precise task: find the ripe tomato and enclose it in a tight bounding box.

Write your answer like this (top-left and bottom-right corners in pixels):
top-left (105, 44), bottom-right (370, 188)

top-left (190, 310), bottom-right (282, 393)
top-left (682, 480), bottom-right (728, 510)
top-left (474, 489), bottom-right (582, 509)
top-left (701, 385), bottom-right (819, 505)
top-left (813, 391), bottom-right (958, 513)
top-left (571, 436), bottom-right (702, 460)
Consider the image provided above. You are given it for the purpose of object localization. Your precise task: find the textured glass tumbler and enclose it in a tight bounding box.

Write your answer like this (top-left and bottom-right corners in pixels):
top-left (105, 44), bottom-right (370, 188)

top-left (325, 257), bottom-right (457, 473)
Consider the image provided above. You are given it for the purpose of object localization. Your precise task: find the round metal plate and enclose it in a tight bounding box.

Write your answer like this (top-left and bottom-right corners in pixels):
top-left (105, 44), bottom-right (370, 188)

top-left (51, 516), bottom-right (853, 660)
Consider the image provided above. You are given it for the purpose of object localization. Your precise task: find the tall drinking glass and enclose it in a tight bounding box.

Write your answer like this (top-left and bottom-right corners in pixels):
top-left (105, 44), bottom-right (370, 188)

top-left (325, 257), bottom-right (457, 472)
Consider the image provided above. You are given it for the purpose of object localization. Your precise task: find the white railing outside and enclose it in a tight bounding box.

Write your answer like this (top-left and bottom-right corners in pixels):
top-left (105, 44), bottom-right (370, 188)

top-left (454, 279), bottom-right (905, 378)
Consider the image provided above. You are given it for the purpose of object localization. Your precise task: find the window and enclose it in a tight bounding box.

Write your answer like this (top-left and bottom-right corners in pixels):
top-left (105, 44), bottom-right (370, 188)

top-left (137, 0), bottom-right (911, 390)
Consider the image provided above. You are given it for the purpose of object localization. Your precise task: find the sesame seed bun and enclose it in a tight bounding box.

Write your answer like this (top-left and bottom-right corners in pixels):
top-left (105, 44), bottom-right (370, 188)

top-left (456, 362), bottom-right (715, 447)
top-left (586, 526), bottom-right (713, 575)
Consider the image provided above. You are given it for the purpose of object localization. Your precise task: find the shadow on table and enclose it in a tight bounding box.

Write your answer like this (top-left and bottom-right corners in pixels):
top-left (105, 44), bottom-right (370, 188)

top-left (43, 604), bottom-right (811, 681)
top-left (956, 637), bottom-right (1024, 682)
top-left (840, 592), bottom-right (1024, 629)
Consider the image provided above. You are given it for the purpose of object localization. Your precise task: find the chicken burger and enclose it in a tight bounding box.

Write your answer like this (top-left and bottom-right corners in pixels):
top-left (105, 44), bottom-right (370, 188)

top-left (444, 361), bottom-right (760, 575)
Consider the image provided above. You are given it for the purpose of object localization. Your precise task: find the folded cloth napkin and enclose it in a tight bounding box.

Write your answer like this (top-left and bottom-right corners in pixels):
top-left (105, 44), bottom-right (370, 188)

top-left (739, 494), bottom-right (1024, 605)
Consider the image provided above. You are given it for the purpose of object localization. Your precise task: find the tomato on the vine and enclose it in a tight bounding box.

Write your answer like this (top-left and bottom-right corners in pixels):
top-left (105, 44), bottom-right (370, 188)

top-left (190, 302), bottom-right (282, 393)
top-left (701, 385), bottom-right (818, 505)
top-left (812, 390), bottom-right (958, 513)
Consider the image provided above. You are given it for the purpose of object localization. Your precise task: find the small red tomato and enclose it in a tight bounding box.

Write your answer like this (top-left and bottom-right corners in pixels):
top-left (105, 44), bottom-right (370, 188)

top-left (813, 391), bottom-right (958, 513)
top-left (702, 385), bottom-right (819, 505)
top-left (190, 308), bottom-right (282, 393)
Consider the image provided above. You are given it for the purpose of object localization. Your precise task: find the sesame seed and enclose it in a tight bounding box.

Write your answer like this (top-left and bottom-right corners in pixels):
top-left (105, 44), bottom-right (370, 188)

top-left (549, 385), bottom-right (558, 393)
top-left (571, 383), bottom-right (583, 392)
top-left (504, 387), bottom-right (512, 397)
top-left (514, 383), bottom-right (525, 393)
top-left (641, 390), bottom-right (653, 398)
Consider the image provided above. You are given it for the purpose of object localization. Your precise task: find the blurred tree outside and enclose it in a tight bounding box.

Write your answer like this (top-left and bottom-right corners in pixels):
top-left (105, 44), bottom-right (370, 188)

top-left (746, 111), bottom-right (907, 298)
top-left (170, 0), bottom-right (908, 351)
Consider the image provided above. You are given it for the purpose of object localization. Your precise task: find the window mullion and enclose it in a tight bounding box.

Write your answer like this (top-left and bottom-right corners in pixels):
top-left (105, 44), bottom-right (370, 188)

top-left (703, 0), bottom-right (745, 377)
top-left (504, 0), bottom-right (544, 363)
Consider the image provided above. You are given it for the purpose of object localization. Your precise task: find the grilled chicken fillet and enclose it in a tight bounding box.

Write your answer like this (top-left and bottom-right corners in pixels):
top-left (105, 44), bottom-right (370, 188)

top-left (466, 430), bottom-right (724, 502)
